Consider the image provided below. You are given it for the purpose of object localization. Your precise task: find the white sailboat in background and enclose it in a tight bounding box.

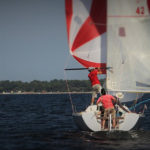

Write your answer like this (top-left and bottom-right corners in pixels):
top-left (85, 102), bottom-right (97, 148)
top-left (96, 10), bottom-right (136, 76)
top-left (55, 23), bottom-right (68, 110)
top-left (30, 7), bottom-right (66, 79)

top-left (65, 0), bottom-right (150, 131)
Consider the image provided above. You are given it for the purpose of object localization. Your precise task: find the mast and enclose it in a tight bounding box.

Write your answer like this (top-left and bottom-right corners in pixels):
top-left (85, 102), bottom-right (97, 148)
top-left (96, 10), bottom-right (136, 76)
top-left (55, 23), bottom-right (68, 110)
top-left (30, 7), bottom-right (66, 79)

top-left (106, 0), bottom-right (108, 91)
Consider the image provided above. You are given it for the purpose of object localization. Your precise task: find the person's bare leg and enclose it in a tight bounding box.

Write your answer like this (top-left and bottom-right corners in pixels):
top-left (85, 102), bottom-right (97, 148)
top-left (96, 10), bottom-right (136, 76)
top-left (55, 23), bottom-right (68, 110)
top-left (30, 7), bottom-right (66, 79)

top-left (102, 119), bottom-right (105, 129)
top-left (112, 119), bottom-right (116, 128)
top-left (91, 97), bottom-right (95, 105)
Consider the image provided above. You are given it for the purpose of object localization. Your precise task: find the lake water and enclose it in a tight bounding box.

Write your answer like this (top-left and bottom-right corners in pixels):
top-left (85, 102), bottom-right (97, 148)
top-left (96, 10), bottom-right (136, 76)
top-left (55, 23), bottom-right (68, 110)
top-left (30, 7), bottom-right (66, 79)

top-left (0, 94), bottom-right (150, 150)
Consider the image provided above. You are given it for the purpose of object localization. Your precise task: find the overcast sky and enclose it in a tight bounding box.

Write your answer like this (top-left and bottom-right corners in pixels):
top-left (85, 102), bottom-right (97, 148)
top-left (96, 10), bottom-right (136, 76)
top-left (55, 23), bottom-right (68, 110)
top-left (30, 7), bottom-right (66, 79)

top-left (0, 0), bottom-right (88, 82)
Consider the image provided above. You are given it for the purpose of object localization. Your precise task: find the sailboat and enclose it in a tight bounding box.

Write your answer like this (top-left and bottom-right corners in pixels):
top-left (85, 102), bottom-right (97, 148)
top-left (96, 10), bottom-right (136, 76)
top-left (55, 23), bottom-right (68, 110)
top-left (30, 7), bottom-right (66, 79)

top-left (65, 0), bottom-right (150, 131)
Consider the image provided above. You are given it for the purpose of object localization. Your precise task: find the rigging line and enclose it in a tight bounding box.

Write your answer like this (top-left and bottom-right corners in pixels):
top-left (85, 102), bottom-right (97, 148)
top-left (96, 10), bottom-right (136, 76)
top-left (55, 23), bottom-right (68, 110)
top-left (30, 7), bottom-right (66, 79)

top-left (64, 71), bottom-right (75, 113)
top-left (130, 93), bottom-right (140, 111)
top-left (64, 54), bottom-right (75, 113)
top-left (129, 98), bottom-right (150, 110)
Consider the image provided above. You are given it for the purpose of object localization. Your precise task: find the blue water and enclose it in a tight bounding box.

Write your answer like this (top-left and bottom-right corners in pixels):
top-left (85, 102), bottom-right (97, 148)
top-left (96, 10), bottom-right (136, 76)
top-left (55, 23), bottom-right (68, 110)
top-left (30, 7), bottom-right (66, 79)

top-left (0, 94), bottom-right (150, 150)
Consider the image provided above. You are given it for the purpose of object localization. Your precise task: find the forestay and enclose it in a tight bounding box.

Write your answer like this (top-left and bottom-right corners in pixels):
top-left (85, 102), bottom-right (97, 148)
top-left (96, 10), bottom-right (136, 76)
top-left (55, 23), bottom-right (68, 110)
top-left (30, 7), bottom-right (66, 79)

top-left (107, 0), bottom-right (150, 93)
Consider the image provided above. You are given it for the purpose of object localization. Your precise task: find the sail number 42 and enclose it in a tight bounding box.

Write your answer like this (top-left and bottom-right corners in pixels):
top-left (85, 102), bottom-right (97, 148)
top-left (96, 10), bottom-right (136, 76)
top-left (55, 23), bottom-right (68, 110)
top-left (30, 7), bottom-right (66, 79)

top-left (136, 7), bottom-right (144, 15)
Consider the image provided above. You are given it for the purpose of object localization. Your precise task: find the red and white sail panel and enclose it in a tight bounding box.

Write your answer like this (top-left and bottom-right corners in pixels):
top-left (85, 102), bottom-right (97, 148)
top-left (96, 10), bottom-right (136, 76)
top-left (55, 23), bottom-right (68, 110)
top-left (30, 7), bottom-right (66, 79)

top-left (65, 0), bottom-right (107, 73)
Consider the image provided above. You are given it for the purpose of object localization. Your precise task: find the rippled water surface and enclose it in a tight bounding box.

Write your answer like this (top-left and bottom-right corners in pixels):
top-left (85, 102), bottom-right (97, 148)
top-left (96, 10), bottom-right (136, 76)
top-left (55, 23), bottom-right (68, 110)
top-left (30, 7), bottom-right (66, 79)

top-left (0, 94), bottom-right (150, 150)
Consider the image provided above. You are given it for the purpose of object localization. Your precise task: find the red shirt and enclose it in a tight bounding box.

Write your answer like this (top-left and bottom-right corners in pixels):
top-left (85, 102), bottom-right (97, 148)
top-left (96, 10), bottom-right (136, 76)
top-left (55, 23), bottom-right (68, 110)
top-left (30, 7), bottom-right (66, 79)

top-left (97, 95), bottom-right (116, 109)
top-left (88, 70), bottom-right (100, 86)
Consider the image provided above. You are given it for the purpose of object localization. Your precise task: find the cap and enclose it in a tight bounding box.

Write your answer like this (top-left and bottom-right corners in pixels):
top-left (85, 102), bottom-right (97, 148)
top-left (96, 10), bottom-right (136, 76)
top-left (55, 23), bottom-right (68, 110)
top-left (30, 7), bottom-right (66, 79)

top-left (116, 92), bottom-right (124, 99)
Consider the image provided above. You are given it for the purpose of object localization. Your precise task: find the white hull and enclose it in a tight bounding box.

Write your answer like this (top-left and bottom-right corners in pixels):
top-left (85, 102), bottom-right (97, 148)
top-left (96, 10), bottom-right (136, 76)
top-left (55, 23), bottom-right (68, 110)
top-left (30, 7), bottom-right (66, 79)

top-left (73, 105), bottom-right (140, 132)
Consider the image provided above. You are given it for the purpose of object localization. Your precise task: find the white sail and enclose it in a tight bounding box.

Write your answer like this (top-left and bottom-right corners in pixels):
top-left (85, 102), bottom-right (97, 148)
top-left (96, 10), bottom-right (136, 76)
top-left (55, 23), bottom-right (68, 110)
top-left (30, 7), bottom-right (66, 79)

top-left (107, 0), bottom-right (150, 93)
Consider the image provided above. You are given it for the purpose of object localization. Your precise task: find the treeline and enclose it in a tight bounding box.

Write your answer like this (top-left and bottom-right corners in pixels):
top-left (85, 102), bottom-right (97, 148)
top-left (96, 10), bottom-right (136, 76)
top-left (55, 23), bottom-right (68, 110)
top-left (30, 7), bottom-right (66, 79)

top-left (0, 79), bottom-right (105, 93)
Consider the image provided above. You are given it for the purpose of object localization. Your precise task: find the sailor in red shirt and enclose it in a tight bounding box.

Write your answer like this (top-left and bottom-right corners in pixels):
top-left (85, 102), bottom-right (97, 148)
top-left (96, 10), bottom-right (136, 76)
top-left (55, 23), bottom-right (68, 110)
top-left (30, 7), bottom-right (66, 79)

top-left (88, 67), bottom-right (102, 105)
top-left (96, 88), bottom-right (117, 129)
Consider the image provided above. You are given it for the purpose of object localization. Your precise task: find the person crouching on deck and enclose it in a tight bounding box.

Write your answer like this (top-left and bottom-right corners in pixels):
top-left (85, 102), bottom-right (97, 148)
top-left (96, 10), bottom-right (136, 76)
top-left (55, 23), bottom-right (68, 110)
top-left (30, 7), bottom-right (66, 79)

top-left (96, 88), bottom-right (117, 129)
top-left (88, 67), bottom-right (102, 105)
